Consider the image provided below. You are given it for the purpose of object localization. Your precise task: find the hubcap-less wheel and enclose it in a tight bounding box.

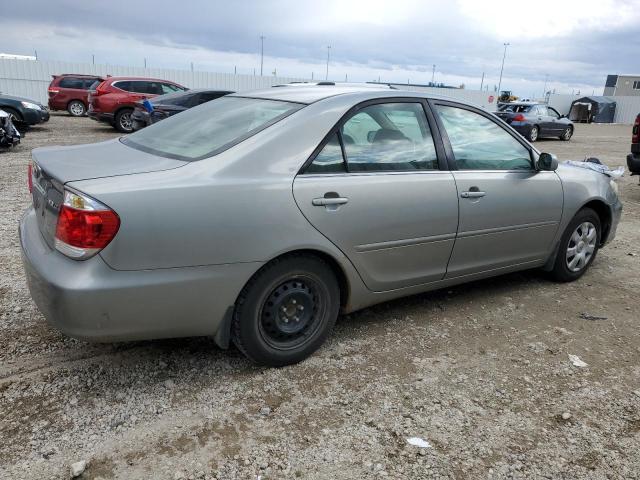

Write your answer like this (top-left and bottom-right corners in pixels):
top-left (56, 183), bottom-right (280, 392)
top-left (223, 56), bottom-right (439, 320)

top-left (259, 277), bottom-right (325, 350)
top-left (566, 221), bottom-right (597, 272)
top-left (119, 112), bottom-right (132, 132)
top-left (68, 101), bottom-right (85, 116)
top-left (529, 126), bottom-right (539, 142)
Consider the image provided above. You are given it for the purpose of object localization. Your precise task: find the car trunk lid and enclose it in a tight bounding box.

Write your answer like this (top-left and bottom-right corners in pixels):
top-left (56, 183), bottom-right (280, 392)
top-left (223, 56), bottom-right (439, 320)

top-left (30, 139), bottom-right (187, 248)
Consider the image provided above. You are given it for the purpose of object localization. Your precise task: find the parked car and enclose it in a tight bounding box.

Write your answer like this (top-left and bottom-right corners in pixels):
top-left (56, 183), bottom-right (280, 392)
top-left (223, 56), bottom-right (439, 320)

top-left (0, 93), bottom-right (50, 127)
top-left (494, 102), bottom-right (573, 142)
top-left (131, 89), bottom-right (233, 131)
top-left (88, 77), bottom-right (187, 133)
top-left (48, 74), bottom-right (104, 117)
top-left (627, 112), bottom-right (640, 180)
top-left (0, 109), bottom-right (21, 148)
top-left (21, 87), bottom-right (622, 366)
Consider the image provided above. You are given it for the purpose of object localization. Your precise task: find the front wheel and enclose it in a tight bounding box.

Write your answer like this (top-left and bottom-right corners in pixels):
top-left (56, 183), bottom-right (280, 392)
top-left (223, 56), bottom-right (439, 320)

top-left (528, 125), bottom-right (539, 142)
top-left (114, 109), bottom-right (134, 133)
top-left (232, 254), bottom-right (340, 366)
top-left (550, 208), bottom-right (601, 282)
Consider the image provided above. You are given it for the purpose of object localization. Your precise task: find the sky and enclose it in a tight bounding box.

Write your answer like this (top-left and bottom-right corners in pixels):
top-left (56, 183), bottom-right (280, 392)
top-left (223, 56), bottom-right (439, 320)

top-left (1, 0), bottom-right (638, 97)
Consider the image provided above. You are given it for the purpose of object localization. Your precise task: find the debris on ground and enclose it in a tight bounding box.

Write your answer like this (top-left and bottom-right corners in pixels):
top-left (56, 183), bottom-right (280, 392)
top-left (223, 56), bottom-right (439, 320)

top-left (406, 437), bottom-right (432, 448)
top-left (568, 354), bottom-right (588, 368)
top-left (579, 312), bottom-right (608, 321)
top-left (70, 460), bottom-right (87, 478)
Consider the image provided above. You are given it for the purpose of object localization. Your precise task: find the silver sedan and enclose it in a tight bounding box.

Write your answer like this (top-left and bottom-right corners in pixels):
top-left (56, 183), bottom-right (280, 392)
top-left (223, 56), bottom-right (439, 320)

top-left (20, 86), bottom-right (622, 366)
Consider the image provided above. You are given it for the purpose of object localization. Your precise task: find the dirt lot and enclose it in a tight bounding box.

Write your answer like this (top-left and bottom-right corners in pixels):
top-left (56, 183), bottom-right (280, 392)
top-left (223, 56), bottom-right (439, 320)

top-left (1, 115), bottom-right (639, 479)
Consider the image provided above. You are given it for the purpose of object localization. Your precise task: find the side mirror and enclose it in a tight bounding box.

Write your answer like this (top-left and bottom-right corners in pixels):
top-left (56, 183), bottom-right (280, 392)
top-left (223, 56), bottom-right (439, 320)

top-left (537, 152), bottom-right (558, 171)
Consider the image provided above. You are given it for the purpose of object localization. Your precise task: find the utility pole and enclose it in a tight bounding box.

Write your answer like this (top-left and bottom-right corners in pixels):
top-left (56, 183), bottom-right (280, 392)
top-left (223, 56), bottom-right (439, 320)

top-left (144, 57), bottom-right (147, 69)
top-left (431, 64), bottom-right (436, 84)
top-left (497, 42), bottom-right (509, 95)
top-left (326, 45), bottom-right (331, 80)
top-left (542, 73), bottom-right (549, 99)
top-left (92, 54), bottom-right (95, 65)
top-left (480, 72), bottom-right (485, 91)
top-left (259, 35), bottom-right (265, 76)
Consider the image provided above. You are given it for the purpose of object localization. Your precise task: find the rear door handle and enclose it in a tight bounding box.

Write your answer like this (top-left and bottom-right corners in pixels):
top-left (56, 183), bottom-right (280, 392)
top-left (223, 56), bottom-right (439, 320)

top-left (312, 197), bottom-right (349, 206)
top-left (460, 191), bottom-right (486, 198)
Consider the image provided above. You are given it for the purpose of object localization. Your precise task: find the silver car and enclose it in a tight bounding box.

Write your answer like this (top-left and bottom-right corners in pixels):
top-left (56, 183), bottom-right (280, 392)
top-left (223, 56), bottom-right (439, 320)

top-left (20, 86), bottom-right (622, 366)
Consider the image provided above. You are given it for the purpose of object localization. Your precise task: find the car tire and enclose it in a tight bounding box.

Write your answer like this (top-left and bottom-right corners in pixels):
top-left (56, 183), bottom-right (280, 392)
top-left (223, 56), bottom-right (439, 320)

top-left (67, 100), bottom-right (86, 117)
top-left (550, 208), bottom-right (601, 282)
top-left (232, 254), bottom-right (340, 367)
top-left (528, 125), bottom-right (539, 142)
top-left (1, 107), bottom-right (22, 123)
top-left (560, 126), bottom-right (573, 141)
top-left (114, 108), bottom-right (134, 133)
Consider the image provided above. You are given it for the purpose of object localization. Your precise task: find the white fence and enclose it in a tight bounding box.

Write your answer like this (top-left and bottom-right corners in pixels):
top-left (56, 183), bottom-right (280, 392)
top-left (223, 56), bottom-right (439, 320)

top-left (0, 58), bottom-right (308, 105)
top-left (1, 58), bottom-right (638, 123)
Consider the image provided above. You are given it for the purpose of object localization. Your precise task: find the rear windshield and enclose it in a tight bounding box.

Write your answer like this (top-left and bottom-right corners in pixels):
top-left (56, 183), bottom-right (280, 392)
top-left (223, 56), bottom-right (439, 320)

top-left (498, 104), bottom-right (533, 113)
top-left (122, 97), bottom-right (303, 160)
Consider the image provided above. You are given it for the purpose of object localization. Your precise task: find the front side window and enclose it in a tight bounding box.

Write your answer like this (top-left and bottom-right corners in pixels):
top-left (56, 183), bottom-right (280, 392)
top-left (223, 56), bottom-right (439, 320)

top-left (436, 105), bottom-right (532, 170)
top-left (161, 83), bottom-right (183, 94)
top-left (548, 107), bottom-right (560, 119)
top-left (340, 103), bottom-right (438, 172)
top-left (122, 97), bottom-right (302, 161)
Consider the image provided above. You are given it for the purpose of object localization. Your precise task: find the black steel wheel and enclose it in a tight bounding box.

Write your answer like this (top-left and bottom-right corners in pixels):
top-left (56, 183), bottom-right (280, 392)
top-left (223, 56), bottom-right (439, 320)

top-left (232, 254), bottom-right (340, 366)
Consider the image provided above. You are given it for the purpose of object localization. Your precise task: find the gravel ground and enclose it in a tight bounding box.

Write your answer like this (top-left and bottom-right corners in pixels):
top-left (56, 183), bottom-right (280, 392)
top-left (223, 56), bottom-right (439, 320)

top-left (1, 115), bottom-right (639, 480)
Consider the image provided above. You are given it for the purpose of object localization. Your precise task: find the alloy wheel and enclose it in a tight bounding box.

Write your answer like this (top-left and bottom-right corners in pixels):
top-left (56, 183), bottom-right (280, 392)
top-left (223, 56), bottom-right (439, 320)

top-left (565, 221), bottom-right (597, 272)
top-left (119, 112), bottom-right (132, 131)
top-left (563, 127), bottom-right (573, 140)
top-left (69, 102), bottom-right (85, 116)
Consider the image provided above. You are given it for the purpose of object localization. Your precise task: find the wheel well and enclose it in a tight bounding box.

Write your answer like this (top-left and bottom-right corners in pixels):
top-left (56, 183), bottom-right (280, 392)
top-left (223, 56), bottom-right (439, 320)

top-left (582, 200), bottom-right (612, 244)
top-left (258, 250), bottom-right (350, 309)
top-left (114, 106), bottom-right (133, 118)
top-left (67, 99), bottom-right (86, 108)
top-left (2, 107), bottom-right (21, 121)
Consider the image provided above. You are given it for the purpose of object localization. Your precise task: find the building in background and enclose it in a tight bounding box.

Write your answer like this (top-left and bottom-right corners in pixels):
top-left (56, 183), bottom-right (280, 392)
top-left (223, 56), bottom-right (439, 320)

top-left (604, 74), bottom-right (640, 96)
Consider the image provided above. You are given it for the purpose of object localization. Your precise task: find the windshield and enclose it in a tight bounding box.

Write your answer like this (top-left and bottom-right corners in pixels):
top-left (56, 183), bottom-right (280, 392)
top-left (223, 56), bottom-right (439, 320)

top-left (150, 91), bottom-right (193, 106)
top-left (122, 96), bottom-right (303, 160)
top-left (498, 104), bottom-right (533, 113)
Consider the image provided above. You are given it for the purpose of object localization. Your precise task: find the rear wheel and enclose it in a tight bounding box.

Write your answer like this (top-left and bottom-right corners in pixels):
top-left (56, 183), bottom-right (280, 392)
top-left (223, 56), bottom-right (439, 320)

top-left (528, 125), bottom-right (539, 142)
top-left (560, 126), bottom-right (573, 141)
top-left (67, 100), bottom-right (86, 117)
top-left (232, 254), bottom-right (340, 366)
top-left (550, 208), bottom-right (601, 282)
top-left (114, 108), bottom-right (134, 133)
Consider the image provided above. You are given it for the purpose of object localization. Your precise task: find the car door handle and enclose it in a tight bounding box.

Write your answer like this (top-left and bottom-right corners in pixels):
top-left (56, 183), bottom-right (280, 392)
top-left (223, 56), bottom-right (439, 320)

top-left (460, 191), bottom-right (486, 198)
top-left (312, 197), bottom-right (349, 206)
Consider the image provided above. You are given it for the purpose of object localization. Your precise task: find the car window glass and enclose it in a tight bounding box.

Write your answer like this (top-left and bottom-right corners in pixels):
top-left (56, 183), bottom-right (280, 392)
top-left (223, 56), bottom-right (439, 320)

top-left (306, 133), bottom-right (346, 174)
top-left (114, 81), bottom-right (132, 92)
top-left (88, 80), bottom-right (101, 90)
top-left (537, 106), bottom-right (548, 116)
top-left (198, 92), bottom-right (227, 104)
top-left (498, 104), bottom-right (531, 113)
top-left (160, 83), bottom-right (181, 94)
top-left (436, 105), bottom-right (532, 171)
top-left (59, 77), bottom-right (84, 89)
top-left (548, 107), bottom-right (560, 118)
top-left (341, 103), bottom-right (438, 172)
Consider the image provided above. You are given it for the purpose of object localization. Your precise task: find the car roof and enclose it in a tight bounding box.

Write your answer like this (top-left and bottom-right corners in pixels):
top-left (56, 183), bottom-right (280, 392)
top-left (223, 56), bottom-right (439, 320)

top-left (105, 76), bottom-right (182, 83)
top-left (55, 74), bottom-right (103, 78)
top-left (230, 85), bottom-right (459, 105)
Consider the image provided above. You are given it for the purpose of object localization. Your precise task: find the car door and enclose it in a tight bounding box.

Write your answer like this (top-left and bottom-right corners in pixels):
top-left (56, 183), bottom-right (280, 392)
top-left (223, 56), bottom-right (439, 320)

top-left (431, 101), bottom-right (563, 278)
top-left (547, 107), bottom-right (565, 134)
top-left (535, 105), bottom-right (555, 135)
top-left (293, 100), bottom-right (459, 292)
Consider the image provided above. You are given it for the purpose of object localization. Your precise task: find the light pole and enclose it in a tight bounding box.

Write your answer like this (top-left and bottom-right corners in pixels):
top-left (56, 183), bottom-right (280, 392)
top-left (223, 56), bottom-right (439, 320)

top-left (431, 64), bottom-right (436, 84)
top-left (497, 42), bottom-right (509, 95)
top-left (542, 73), bottom-right (549, 100)
top-left (259, 35), bottom-right (265, 76)
top-left (326, 45), bottom-right (331, 80)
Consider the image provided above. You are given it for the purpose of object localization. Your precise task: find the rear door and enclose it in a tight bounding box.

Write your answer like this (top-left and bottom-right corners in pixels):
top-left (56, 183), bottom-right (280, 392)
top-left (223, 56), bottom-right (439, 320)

top-left (293, 99), bottom-right (459, 292)
top-left (432, 101), bottom-right (563, 278)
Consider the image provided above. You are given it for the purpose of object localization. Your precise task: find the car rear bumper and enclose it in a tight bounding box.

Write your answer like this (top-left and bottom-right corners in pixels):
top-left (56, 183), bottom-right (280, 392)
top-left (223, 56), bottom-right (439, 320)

top-left (19, 207), bottom-right (261, 342)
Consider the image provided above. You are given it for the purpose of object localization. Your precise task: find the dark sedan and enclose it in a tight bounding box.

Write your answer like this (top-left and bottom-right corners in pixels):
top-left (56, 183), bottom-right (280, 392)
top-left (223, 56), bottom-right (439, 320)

top-left (131, 89), bottom-right (233, 131)
top-left (0, 94), bottom-right (50, 127)
top-left (494, 102), bottom-right (573, 142)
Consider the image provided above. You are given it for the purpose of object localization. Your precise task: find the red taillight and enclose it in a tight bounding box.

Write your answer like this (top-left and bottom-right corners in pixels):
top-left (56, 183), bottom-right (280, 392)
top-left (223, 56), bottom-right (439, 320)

top-left (27, 164), bottom-right (33, 193)
top-left (632, 114), bottom-right (640, 144)
top-left (94, 82), bottom-right (110, 96)
top-left (513, 113), bottom-right (525, 122)
top-left (54, 190), bottom-right (120, 259)
top-left (48, 88), bottom-right (59, 94)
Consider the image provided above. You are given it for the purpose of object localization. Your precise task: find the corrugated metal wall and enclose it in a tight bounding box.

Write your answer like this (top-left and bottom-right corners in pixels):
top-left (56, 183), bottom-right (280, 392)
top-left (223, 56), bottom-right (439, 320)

top-left (0, 59), bottom-right (308, 105)
top-left (2, 59), bottom-right (638, 123)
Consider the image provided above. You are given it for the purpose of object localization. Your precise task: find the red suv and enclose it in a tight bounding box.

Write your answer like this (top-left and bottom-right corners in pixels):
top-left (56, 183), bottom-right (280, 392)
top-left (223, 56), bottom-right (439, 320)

top-left (88, 77), bottom-right (187, 132)
top-left (48, 74), bottom-right (104, 117)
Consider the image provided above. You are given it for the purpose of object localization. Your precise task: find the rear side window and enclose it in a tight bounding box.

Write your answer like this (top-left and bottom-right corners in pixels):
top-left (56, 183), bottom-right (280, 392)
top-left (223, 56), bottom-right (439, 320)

top-left (160, 83), bottom-right (183, 94)
top-left (59, 77), bottom-right (84, 89)
top-left (341, 103), bottom-right (438, 172)
top-left (122, 97), bottom-right (303, 161)
top-left (436, 105), bottom-right (532, 171)
top-left (306, 133), bottom-right (346, 174)
top-left (113, 81), bottom-right (132, 92)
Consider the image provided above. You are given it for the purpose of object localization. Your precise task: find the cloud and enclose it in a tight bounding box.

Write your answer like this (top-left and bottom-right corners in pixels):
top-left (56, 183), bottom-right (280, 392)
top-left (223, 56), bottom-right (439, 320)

top-left (1, 0), bottom-right (637, 96)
